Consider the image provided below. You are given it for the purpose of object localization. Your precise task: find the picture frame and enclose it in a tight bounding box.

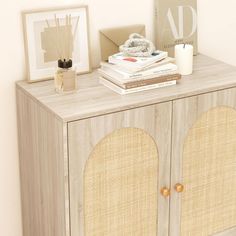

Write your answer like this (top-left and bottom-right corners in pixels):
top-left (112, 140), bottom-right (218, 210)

top-left (22, 5), bottom-right (91, 82)
top-left (155, 0), bottom-right (198, 57)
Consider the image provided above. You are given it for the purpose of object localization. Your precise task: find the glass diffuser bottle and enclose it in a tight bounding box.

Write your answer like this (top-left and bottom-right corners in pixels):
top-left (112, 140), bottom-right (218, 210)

top-left (54, 59), bottom-right (77, 93)
top-left (52, 14), bottom-right (79, 94)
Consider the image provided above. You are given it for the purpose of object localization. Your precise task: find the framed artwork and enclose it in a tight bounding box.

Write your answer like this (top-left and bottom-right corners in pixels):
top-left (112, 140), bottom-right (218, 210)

top-left (155, 0), bottom-right (197, 57)
top-left (22, 6), bottom-right (91, 82)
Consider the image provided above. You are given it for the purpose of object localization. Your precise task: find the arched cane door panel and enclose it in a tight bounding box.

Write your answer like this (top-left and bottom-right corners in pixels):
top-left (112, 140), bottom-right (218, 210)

top-left (181, 107), bottom-right (236, 235)
top-left (84, 128), bottom-right (159, 236)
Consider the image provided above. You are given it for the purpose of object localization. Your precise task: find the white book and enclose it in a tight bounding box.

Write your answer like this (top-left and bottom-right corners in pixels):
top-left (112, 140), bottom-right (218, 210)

top-left (108, 50), bottom-right (168, 70)
top-left (99, 76), bottom-right (177, 95)
top-left (99, 63), bottom-right (178, 82)
top-left (101, 57), bottom-right (175, 74)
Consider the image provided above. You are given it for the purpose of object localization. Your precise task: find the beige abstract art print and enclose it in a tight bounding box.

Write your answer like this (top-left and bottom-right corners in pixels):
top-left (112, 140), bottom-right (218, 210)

top-left (23, 6), bottom-right (91, 82)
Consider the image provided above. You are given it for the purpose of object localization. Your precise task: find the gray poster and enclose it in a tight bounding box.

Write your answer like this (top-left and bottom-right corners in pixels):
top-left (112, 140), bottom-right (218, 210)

top-left (155, 0), bottom-right (198, 56)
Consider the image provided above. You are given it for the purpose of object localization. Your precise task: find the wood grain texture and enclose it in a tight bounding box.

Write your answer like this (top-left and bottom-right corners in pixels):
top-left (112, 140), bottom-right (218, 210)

top-left (170, 87), bottom-right (236, 236)
top-left (16, 88), bottom-right (69, 236)
top-left (213, 226), bottom-right (236, 236)
top-left (16, 55), bottom-right (236, 122)
top-left (68, 102), bottom-right (172, 236)
top-left (16, 55), bottom-right (236, 236)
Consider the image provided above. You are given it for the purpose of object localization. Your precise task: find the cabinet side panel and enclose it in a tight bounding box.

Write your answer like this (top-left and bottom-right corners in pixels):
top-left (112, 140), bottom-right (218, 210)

top-left (16, 88), bottom-right (68, 236)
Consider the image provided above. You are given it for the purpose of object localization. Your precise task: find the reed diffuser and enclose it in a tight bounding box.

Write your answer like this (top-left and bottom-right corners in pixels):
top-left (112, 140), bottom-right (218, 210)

top-left (48, 14), bottom-right (80, 93)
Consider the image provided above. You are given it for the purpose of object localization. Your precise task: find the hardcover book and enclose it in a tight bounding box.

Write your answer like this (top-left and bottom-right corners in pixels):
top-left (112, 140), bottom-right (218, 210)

top-left (98, 63), bottom-right (178, 82)
top-left (155, 0), bottom-right (198, 56)
top-left (100, 57), bottom-right (175, 74)
top-left (99, 73), bottom-right (181, 89)
top-left (108, 50), bottom-right (168, 70)
top-left (99, 77), bottom-right (177, 95)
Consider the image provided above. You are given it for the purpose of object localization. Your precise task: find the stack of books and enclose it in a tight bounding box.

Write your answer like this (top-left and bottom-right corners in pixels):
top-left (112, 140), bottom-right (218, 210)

top-left (98, 50), bottom-right (181, 95)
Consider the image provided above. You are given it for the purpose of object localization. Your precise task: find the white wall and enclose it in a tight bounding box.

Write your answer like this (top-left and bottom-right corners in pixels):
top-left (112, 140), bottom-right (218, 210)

top-left (0, 0), bottom-right (235, 236)
top-left (0, 1), bottom-right (154, 236)
top-left (198, 0), bottom-right (236, 66)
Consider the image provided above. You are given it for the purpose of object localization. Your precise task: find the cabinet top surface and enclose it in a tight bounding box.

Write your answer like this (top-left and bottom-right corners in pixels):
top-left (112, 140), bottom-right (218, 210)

top-left (17, 54), bottom-right (236, 122)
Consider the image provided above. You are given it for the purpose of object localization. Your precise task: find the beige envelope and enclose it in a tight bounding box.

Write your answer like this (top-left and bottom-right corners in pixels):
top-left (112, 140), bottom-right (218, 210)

top-left (100, 24), bottom-right (146, 61)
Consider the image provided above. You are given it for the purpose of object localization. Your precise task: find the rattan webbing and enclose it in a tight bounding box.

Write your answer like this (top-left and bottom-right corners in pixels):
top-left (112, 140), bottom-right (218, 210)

top-left (84, 128), bottom-right (158, 236)
top-left (181, 107), bottom-right (236, 235)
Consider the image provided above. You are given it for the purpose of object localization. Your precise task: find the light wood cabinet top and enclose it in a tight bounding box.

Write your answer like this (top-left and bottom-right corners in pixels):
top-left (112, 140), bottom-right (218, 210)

top-left (16, 54), bottom-right (236, 122)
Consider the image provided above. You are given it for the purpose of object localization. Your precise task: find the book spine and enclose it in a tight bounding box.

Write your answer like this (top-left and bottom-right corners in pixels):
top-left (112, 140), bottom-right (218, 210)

top-left (129, 66), bottom-right (176, 79)
top-left (100, 72), bottom-right (181, 89)
top-left (100, 77), bottom-right (176, 95)
top-left (100, 66), bottom-right (176, 80)
top-left (124, 74), bottom-right (181, 89)
top-left (99, 67), bottom-right (178, 84)
top-left (99, 67), bottom-right (124, 79)
top-left (98, 69), bottom-right (126, 85)
top-left (124, 80), bottom-right (176, 94)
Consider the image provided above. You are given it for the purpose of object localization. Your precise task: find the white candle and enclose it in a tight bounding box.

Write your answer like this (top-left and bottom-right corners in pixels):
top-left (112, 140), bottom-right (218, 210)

top-left (175, 44), bottom-right (193, 75)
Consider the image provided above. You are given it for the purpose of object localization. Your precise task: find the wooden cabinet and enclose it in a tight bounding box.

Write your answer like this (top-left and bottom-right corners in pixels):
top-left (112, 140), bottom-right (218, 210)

top-left (16, 55), bottom-right (236, 236)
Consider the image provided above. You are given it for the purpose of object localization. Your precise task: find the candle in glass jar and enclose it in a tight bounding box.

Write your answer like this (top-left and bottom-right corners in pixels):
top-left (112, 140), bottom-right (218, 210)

top-left (175, 44), bottom-right (193, 75)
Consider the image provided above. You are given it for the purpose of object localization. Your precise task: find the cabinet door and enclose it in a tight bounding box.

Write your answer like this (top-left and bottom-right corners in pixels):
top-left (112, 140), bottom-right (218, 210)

top-left (68, 103), bottom-right (172, 236)
top-left (171, 87), bottom-right (236, 236)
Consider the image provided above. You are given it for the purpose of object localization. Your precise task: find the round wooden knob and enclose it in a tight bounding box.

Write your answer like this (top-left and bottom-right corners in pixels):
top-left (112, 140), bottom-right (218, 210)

top-left (175, 183), bottom-right (184, 193)
top-left (160, 187), bottom-right (170, 197)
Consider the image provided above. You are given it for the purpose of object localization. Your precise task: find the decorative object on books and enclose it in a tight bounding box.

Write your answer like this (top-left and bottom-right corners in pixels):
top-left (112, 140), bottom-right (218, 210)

top-left (119, 33), bottom-right (155, 57)
top-left (99, 25), bottom-right (145, 61)
top-left (175, 44), bottom-right (193, 75)
top-left (22, 6), bottom-right (91, 82)
top-left (155, 0), bottom-right (197, 57)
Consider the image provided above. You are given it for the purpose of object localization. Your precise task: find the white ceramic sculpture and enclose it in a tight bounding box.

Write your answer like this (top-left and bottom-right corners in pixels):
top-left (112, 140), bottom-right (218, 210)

top-left (119, 33), bottom-right (156, 57)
